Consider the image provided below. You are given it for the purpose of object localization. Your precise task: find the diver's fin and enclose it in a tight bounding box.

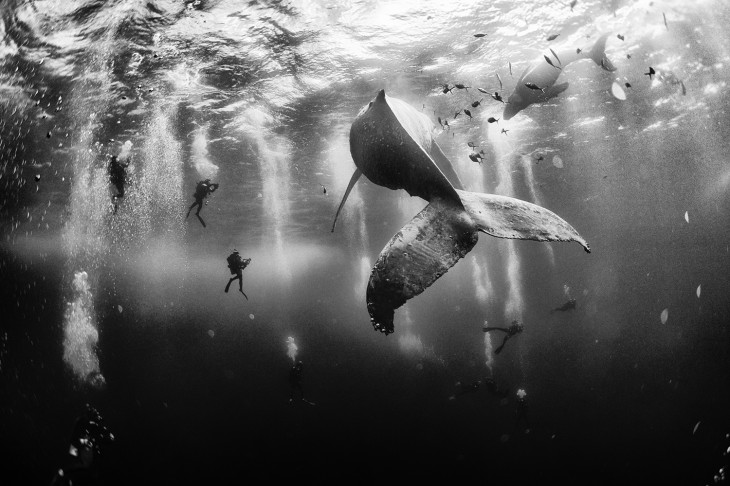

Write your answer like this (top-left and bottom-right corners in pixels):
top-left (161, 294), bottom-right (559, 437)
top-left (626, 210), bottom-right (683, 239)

top-left (366, 199), bottom-right (478, 334)
top-left (589, 33), bottom-right (617, 71)
top-left (331, 168), bottom-right (362, 232)
top-left (538, 82), bottom-right (569, 102)
top-left (456, 189), bottom-right (590, 252)
top-left (428, 139), bottom-right (464, 190)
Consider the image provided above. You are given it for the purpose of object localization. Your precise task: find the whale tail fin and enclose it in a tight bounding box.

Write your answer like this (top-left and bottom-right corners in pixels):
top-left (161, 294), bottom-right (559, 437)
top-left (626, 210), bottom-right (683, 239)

top-left (589, 33), bottom-right (617, 72)
top-left (366, 192), bottom-right (590, 334)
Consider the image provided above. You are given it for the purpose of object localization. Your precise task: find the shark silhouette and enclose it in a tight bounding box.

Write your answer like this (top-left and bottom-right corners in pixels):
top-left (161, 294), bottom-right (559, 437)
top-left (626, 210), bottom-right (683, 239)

top-left (333, 90), bottom-right (590, 335)
top-left (503, 33), bottom-right (617, 120)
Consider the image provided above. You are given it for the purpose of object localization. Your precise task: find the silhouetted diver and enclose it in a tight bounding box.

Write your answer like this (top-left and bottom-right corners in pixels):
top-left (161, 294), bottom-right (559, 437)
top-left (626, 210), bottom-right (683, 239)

top-left (186, 179), bottom-right (219, 227)
top-left (225, 250), bottom-right (250, 299)
top-left (483, 320), bottom-right (524, 354)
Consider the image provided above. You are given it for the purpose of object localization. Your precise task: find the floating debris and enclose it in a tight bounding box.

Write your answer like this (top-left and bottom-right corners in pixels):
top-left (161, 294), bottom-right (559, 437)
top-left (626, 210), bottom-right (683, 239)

top-left (249, 314), bottom-right (255, 320)
top-left (660, 308), bottom-right (669, 325)
top-left (35, 174), bottom-right (41, 182)
top-left (552, 155), bottom-right (564, 168)
top-left (207, 329), bottom-right (215, 338)
top-left (696, 285), bottom-right (701, 298)
top-left (684, 211), bottom-right (689, 223)
top-left (611, 81), bottom-right (627, 100)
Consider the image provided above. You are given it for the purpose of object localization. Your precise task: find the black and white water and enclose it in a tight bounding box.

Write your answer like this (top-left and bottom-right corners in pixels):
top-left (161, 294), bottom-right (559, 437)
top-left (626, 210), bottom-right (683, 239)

top-left (1, 0), bottom-right (729, 484)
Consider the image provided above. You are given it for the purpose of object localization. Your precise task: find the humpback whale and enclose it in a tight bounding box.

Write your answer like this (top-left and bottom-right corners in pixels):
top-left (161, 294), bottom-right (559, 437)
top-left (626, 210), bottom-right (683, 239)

top-left (503, 33), bottom-right (617, 120)
top-left (333, 90), bottom-right (590, 335)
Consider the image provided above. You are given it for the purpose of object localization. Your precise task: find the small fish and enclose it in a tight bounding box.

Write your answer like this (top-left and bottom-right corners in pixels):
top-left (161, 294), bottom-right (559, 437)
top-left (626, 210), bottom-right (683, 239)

top-left (471, 99), bottom-right (483, 108)
top-left (487, 117), bottom-right (499, 123)
top-left (680, 80), bottom-right (686, 95)
top-left (544, 55), bottom-right (561, 70)
top-left (644, 66), bottom-right (655, 79)
top-left (550, 48), bottom-right (561, 65)
top-left (467, 141), bottom-right (477, 148)
top-left (534, 153), bottom-right (544, 162)
top-left (524, 82), bottom-right (544, 92)
top-left (546, 34), bottom-right (560, 41)
top-left (477, 87), bottom-right (489, 94)
top-left (576, 48), bottom-right (582, 54)
top-left (509, 62), bottom-right (512, 76)
top-left (468, 153), bottom-right (482, 164)
top-left (46, 131), bottom-right (51, 138)
top-left (501, 128), bottom-right (509, 135)
top-left (35, 174), bottom-right (41, 182)
top-left (626, 54), bottom-right (632, 59)
top-left (569, 0), bottom-right (577, 10)
top-left (463, 109), bottom-right (473, 119)
top-left (454, 84), bottom-right (471, 91)
top-left (490, 92), bottom-right (505, 103)
top-left (474, 33), bottom-right (487, 38)
top-left (454, 110), bottom-right (462, 119)
top-left (617, 34), bottom-right (625, 41)
top-left (625, 82), bottom-right (632, 88)
top-left (438, 116), bottom-right (443, 127)
top-left (443, 120), bottom-right (450, 129)
top-left (319, 184), bottom-right (327, 195)
top-left (442, 84), bottom-right (453, 94)
top-left (496, 73), bottom-right (503, 90)
top-left (663, 12), bottom-right (668, 29)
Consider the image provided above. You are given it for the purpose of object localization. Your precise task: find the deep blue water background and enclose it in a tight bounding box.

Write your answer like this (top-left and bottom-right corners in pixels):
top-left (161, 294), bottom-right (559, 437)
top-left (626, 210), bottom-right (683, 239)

top-left (1, 0), bottom-right (729, 484)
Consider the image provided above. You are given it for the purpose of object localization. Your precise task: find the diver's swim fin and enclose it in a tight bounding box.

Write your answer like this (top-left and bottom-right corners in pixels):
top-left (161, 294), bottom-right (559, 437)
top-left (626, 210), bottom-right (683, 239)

top-left (331, 168), bottom-right (361, 232)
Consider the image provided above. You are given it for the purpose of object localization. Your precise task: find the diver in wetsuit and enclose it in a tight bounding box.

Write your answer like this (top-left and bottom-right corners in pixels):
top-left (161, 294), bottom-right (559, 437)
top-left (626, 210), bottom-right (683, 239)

top-left (49, 403), bottom-right (115, 486)
top-left (224, 250), bottom-right (251, 299)
top-left (514, 389), bottom-right (530, 433)
top-left (289, 360), bottom-right (305, 402)
top-left (109, 155), bottom-right (129, 213)
top-left (185, 178), bottom-right (219, 227)
top-left (483, 320), bottom-right (524, 354)
top-left (551, 298), bottom-right (577, 313)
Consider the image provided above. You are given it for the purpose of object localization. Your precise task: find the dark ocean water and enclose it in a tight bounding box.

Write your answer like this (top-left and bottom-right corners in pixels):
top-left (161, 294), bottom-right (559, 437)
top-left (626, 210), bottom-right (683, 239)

top-left (1, 0), bottom-right (729, 484)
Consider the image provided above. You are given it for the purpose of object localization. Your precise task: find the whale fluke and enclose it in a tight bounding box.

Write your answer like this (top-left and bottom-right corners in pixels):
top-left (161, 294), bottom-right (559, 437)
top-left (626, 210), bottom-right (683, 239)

top-left (338, 90), bottom-right (590, 334)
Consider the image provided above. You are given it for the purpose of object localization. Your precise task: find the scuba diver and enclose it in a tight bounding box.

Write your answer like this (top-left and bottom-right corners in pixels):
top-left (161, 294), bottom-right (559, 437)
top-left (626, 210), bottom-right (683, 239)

top-left (108, 155), bottom-right (129, 213)
top-left (288, 360), bottom-right (314, 405)
top-left (49, 403), bottom-right (115, 486)
top-left (224, 250), bottom-right (251, 298)
top-left (551, 298), bottom-right (577, 313)
top-left (483, 320), bottom-right (524, 355)
top-left (185, 178), bottom-right (219, 227)
top-left (514, 388), bottom-right (530, 433)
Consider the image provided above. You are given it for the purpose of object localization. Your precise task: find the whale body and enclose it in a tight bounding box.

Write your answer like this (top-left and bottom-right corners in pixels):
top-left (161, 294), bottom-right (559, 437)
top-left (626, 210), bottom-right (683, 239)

top-left (503, 33), bottom-right (617, 120)
top-left (333, 90), bottom-right (590, 335)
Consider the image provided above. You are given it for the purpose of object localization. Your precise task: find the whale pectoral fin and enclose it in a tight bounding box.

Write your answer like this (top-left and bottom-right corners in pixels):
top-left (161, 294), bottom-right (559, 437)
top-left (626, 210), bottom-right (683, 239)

top-left (539, 82), bottom-right (569, 102)
top-left (331, 168), bottom-right (362, 232)
top-left (367, 200), bottom-right (478, 334)
top-left (456, 190), bottom-right (590, 252)
top-left (428, 139), bottom-right (464, 190)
